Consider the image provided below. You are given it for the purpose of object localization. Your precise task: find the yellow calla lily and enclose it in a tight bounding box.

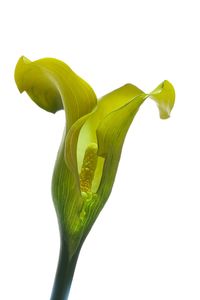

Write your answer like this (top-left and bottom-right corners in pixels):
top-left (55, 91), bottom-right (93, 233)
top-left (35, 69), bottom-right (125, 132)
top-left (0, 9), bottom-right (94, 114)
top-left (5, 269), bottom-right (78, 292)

top-left (15, 56), bottom-right (175, 300)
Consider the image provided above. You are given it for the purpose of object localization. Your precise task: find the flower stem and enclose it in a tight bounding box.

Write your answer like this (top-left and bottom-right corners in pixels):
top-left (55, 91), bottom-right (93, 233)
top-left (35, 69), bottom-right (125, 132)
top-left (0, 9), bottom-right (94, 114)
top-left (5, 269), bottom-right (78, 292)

top-left (50, 236), bottom-right (80, 300)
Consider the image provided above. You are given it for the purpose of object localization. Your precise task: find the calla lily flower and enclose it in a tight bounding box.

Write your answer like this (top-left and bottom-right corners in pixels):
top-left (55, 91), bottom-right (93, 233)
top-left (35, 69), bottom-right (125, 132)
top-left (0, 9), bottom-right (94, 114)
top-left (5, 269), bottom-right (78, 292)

top-left (15, 56), bottom-right (175, 300)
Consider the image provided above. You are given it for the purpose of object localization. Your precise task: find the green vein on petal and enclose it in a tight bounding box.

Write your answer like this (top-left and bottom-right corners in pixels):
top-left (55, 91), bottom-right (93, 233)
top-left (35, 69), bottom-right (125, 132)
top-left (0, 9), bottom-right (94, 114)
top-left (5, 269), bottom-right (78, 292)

top-left (96, 80), bottom-right (175, 200)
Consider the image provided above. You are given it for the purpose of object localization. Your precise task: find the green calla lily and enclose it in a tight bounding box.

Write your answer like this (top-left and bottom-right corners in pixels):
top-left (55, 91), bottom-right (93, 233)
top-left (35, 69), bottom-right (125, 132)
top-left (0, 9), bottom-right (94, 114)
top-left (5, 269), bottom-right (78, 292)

top-left (15, 56), bottom-right (175, 300)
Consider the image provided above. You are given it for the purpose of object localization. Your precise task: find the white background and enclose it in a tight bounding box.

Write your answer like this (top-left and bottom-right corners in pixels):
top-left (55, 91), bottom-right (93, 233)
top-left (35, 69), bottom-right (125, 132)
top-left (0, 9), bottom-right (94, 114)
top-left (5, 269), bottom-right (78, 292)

top-left (0, 0), bottom-right (200, 299)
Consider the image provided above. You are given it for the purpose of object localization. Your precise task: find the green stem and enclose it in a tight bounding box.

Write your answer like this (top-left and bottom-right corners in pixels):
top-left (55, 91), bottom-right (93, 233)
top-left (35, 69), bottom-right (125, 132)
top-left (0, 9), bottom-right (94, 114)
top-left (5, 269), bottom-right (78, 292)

top-left (50, 236), bottom-right (80, 300)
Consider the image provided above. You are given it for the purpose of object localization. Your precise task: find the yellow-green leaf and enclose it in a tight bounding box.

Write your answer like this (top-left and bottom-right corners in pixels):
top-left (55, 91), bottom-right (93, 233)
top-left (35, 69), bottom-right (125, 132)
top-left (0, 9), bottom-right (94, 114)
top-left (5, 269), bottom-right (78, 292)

top-left (15, 56), bottom-right (97, 129)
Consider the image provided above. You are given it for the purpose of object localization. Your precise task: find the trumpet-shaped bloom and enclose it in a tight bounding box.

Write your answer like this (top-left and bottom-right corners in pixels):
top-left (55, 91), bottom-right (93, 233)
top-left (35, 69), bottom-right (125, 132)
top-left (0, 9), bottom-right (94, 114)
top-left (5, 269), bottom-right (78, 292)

top-left (15, 56), bottom-right (175, 300)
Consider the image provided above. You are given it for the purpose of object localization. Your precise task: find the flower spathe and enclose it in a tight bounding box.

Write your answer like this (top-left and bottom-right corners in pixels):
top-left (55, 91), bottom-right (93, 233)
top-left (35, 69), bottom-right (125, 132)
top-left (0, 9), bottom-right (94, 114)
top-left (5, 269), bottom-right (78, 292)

top-left (15, 56), bottom-right (175, 299)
